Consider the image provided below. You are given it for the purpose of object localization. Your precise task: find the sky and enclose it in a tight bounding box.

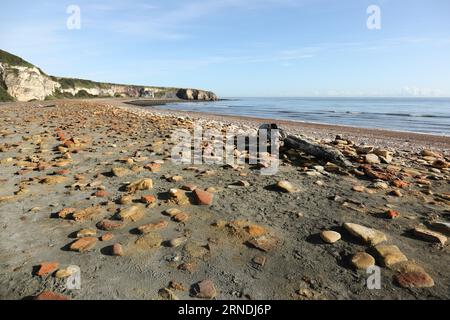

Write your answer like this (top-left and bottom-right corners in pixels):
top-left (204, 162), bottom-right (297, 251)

top-left (1, 0), bottom-right (450, 97)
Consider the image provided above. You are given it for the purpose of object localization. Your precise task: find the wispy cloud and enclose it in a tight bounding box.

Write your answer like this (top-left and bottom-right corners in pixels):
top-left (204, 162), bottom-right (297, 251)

top-left (86, 0), bottom-right (305, 40)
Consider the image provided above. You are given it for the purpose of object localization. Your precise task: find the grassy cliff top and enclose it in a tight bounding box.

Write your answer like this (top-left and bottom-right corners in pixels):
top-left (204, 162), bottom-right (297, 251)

top-left (0, 49), bottom-right (36, 68)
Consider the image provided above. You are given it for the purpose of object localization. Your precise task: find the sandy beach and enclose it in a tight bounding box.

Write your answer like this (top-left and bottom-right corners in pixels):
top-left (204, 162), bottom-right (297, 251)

top-left (0, 99), bottom-right (449, 300)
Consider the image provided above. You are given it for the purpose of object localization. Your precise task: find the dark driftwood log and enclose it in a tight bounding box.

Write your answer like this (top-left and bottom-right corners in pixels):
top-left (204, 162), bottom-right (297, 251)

top-left (283, 135), bottom-right (353, 168)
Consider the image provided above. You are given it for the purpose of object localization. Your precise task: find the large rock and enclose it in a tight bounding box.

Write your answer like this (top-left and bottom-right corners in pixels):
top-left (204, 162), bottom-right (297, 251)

top-left (176, 89), bottom-right (218, 101)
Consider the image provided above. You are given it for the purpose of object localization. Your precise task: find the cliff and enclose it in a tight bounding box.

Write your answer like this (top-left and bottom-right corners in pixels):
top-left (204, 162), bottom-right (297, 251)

top-left (0, 49), bottom-right (218, 102)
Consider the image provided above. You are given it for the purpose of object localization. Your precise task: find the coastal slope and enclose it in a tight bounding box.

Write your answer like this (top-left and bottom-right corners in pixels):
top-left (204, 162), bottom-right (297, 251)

top-left (0, 49), bottom-right (218, 102)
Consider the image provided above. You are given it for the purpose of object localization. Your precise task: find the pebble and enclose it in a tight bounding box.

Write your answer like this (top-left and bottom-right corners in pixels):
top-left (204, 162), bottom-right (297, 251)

top-left (119, 195), bottom-right (133, 205)
top-left (144, 163), bottom-right (161, 172)
top-left (343, 223), bottom-right (387, 246)
top-left (244, 224), bottom-right (267, 237)
top-left (169, 281), bottom-right (186, 291)
top-left (127, 178), bottom-right (153, 193)
top-left (169, 237), bottom-right (188, 248)
top-left (413, 226), bottom-right (447, 245)
top-left (34, 291), bottom-right (69, 300)
top-left (193, 189), bottom-right (213, 205)
top-left (365, 153), bottom-right (380, 164)
top-left (55, 265), bottom-right (78, 278)
top-left (386, 210), bottom-right (400, 219)
top-left (320, 231), bottom-right (341, 244)
top-left (134, 233), bottom-right (162, 250)
top-left (276, 180), bottom-right (300, 193)
top-left (421, 149), bottom-right (441, 158)
top-left (351, 252), bottom-right (375, 270)
top-left (0, 195), bottom-right (15, 203)
top-left (246, 235), bottom-right (280, 252)
top-left (36, 262), bottom-right (59, 276)
top-left (97, 219), bottom-right (124, 231)
top-left (100, 232), bottom-right (114, 241)
top-left (236, 180), bottom-right (251, 187)
top-left (41, 176), bottom-right (68, 185)
top-left (192, 279), bottom-right (217, 299)
top-left (138, 220), bottom-right (167, 234)
top-left (432, 159), bottom-right (449, 169)
top-left (178, 262), bottom-right (197, 273)
top-left (371, 181), bottom-right (389, 189)
top-left (395, 271), bottom-right (435, 288)
top-left (118, 205), bottom-right (145, 222)
top-left (352, 185), bottom-right (365, 192)
top-left (158, 288), bottom-right (179, 300)
top-left (164, 208), bottom-right (182, 217)
top-left (141, 195), bottom-right (156, 204)
top-left (94, 190), bottom-right (108, 198)
top-left (392, 179), bottom-right (409, 188)
top-left (111, 167), bottom-right (131, 177)
top-left (373, 245), bottom-right (408, 268)
top-left (76, 228), bottom-right (97, 238)
top-left (173, 212), bottom-right (189, 223)
top-left (168, 175), bottom-right (183, 182)
top-left (112, 243), bottom-right (124, 256)
top-left (252, 255), bottom-right (267, 267)
top-left (72, 206), bottom-right (102, 222)
top-left (390, 190), bottom-right (403, 197)
top-left (169, 188), bottom-right (190, 206)
top-left (57, 207), bottom-right (76, 219)
top-left (69, 237), bottom-right (98, 252)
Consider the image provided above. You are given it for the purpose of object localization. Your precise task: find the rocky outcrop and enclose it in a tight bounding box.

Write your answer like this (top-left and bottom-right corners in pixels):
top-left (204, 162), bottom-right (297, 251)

top-left (176, 89), bottom-right (218, 101)
top-left (0, 62), bottom-right (60, 101)
top-left (0, 49), bottom-right (218, 102)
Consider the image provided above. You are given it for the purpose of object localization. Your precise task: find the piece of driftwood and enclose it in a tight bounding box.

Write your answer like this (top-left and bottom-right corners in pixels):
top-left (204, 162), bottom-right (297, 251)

top-left (258, 123), bottom-right (352, 168)
top-left (283, 134), bottom-right (353, 168)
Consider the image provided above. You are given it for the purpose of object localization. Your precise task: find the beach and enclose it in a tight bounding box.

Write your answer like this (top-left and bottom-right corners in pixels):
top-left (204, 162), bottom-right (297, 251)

top-left (0, 99), bottom-right (449, 300)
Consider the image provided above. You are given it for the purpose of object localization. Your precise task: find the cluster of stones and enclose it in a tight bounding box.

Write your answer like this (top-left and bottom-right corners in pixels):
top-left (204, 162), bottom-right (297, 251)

top-left (0, 101), bottom-right (448, 300)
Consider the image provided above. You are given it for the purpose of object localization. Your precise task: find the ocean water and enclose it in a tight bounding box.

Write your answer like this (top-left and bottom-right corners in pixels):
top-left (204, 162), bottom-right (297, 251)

top-left (156, 97), bottom-right (450, 136)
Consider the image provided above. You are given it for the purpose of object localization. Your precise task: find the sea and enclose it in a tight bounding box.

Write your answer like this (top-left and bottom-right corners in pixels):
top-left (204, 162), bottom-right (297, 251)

top-left (154, 97), bottom-right (450, 136)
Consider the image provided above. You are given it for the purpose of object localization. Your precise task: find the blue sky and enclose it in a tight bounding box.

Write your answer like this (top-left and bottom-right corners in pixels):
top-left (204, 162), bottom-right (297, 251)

top-left (1, 0), bottom-right (450, 97)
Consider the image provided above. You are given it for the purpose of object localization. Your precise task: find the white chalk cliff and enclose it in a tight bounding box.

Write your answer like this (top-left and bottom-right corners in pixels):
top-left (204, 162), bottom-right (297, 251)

top-left (0, 49), bottom-right (218, 102)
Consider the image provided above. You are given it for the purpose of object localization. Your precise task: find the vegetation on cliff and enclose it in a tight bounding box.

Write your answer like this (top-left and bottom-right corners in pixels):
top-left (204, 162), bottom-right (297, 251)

top-left (0, 86), bottom-right (14, 101)
top-left (0, 49), bottom-right (35, 68)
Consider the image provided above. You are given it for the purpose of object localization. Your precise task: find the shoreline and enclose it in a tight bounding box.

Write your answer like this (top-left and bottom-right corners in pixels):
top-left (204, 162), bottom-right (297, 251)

top-left (118, 99), bottom-right (450, 153)
top-left (1, 98), bottom-right (449, 152)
